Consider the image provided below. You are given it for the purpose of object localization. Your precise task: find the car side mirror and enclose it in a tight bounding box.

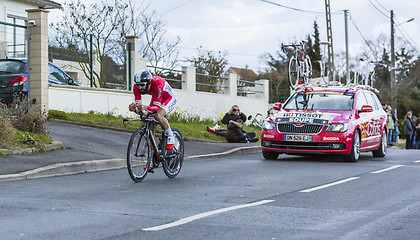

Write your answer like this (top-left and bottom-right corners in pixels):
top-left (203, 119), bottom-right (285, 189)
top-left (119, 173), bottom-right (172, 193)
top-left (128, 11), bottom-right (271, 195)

top-left (248, 115), bottom-right (252, 120)
top-left (272, 103), bottom-right (282, 110)
top-left (67, 78), bottom-right (74, 85)
top-left (359, 105), bottom-right (373, 113)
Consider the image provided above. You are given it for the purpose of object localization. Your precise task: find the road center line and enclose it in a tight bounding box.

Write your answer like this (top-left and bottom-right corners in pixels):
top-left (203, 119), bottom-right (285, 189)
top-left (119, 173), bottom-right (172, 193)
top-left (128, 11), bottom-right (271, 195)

top-left (370, 165), bottom-right (404, 174)
top-left (142, 199), bottom-right (274, 231)
top-left (414, 160), bottom-right (420, 163)
top-left (300, 177), bottom-right (360, 193)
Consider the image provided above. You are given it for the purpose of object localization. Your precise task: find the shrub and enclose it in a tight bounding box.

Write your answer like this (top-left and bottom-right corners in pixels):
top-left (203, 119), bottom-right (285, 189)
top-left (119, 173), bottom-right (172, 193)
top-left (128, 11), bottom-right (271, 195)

top-left (12, 107), bottom-right (47, 134)
top-left (48, 110), bottom-right (69, 120)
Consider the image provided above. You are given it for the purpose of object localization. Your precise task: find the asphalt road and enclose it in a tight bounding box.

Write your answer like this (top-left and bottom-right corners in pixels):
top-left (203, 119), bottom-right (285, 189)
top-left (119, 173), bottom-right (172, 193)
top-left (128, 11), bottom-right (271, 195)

top-left (0, 121), bottom-right (257, 175)
top-left (1, 148), bottom-right (419, 240)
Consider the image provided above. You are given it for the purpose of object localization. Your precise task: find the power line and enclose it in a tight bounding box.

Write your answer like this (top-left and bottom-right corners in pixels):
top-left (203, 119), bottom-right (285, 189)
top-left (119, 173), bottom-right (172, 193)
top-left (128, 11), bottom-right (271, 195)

top-left (372, 0), bottom-right (389, 12)
top-left (349, 14), bottom-right (378, 60)
top-left (394, 20), bottom-right (420, 54)
top-left (161, 0), bottom-right (198, 14)
top-left (260, 0), bottom-right (342, 15)
top-left (366, 0), bottom-right (389, 20)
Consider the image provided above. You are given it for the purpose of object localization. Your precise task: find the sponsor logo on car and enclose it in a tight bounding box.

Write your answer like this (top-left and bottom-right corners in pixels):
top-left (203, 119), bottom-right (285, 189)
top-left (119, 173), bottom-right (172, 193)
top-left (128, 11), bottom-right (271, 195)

top-left (263, 134), bottom-right (275, 138)
top-left (323, 137), bottom-right (339, 141)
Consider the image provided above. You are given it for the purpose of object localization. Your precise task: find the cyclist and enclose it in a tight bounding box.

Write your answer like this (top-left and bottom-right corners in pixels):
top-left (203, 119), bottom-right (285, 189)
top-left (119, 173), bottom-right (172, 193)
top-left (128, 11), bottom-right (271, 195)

top-left (128, 70), bottom-right (177, 150)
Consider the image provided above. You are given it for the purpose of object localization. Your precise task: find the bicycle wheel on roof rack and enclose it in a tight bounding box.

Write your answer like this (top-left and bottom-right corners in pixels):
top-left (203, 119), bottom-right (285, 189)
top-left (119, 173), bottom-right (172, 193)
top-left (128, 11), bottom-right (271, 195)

top-left (304, 55), bottom-right (312, 84)
top-left (288, 56), bottom-right (299, 89)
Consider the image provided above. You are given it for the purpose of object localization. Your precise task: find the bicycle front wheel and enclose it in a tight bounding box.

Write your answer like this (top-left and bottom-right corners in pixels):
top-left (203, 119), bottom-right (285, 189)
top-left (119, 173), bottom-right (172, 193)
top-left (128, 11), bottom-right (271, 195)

top-left (127, 129), bottom-right (151, 182)
top-left (163, 128), bottom-right (184, 178)
top-left (288, 56), bottom-right (299, 89)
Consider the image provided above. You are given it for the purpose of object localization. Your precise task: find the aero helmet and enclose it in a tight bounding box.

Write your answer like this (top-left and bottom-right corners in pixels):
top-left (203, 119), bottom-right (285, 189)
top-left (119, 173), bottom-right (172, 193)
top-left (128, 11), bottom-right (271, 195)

top-left (134, 70), bottom-right (152, 85)
top-left (134, 70), bottom-right (152, 94)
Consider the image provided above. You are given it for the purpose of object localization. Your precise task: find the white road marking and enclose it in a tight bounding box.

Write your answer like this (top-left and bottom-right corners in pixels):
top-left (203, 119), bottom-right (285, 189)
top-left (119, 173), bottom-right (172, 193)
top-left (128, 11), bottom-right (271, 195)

top-left (370, 165), bottom-right (404, 174)
top-left (414, 160), bottom-right (420, 163)
top-left (142, 199), bottom-right (274, 231)
top-left (300, 177), bottom-right (360, 193)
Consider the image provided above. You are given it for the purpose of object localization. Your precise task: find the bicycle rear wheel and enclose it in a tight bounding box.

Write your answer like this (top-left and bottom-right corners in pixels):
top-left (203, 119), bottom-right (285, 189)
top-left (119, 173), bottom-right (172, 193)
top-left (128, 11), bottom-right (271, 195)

top-left (288, 56), bottom-right (299, 89)
top-left (127, 129), bottom-right (151, 182)
top-left (304, 55), bottom-right (312, 84)
top-left (163, 128), bottom-right (184, 178)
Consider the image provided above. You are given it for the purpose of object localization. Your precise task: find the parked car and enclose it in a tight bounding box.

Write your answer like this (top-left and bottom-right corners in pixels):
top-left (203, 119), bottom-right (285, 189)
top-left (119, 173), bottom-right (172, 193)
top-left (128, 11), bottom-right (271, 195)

top-left (260, 85), bottom-right (387, 162)
top-left (0, 58), bottom-right (78, 104)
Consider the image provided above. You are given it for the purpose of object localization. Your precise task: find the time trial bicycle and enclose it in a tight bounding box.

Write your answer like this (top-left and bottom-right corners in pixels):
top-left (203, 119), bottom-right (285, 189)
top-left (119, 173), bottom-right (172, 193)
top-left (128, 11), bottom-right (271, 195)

top-left (282, 41), bottom-right (312, 89)
top-left (123, 111), bottom-right (184, 182)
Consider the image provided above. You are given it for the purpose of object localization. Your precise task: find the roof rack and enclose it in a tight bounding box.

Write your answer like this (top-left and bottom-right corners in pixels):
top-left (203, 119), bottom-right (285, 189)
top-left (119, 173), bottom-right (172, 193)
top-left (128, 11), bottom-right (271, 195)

top-left (293, 81), bottom-right (380, 94)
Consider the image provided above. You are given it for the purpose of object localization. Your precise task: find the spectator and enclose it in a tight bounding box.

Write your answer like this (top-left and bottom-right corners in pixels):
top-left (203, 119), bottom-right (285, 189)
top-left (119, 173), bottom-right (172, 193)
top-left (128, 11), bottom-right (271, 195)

top-left (413, 116), bottom-right (418, 149)
top-left (221, 105), bottom-right (258, 143)
top-left (404, 111), bottom-right (415, 149)
top-left (415, 119), bottom-right (420, 149)
top-left (386, 105), bottom-right (395, 145)
top-left (391, 107), bottom-right (399, 144)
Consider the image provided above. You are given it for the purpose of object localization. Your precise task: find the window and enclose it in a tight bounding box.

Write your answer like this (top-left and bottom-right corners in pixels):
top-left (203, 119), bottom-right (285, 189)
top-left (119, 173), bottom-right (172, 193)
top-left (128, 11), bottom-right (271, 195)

top-left (355, 92), bottom-right (368, 111)
top-left (365, 92), bottom-right (380, 110)
top-left (6, 15), bottom-right (27, 58)
top-left (48, 64), bottom-right (67, 84)
top-left (283, 92), bottom-right (354, 111)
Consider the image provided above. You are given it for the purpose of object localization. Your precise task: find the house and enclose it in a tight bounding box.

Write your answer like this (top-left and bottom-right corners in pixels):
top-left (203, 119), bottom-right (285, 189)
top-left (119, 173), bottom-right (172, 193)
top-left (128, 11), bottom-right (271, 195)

top-left (228, 66), bottom-right (257, 82)
top-left (0, 0), bottom-right (61, 58)
top-left (228, 66), bottom-right (258, 96)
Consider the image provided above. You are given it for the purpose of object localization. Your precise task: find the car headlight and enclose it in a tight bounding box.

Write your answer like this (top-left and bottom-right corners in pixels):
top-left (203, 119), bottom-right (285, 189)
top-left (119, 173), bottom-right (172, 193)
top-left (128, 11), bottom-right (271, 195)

top-left (325, 123), bottom-right (348, 133)
top-left (262, 121), bottom-right (276, 131)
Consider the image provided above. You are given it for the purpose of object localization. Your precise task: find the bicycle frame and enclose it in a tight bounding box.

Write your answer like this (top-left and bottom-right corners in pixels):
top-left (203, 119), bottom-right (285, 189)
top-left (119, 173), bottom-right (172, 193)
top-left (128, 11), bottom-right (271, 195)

top-left (125, 116), bottom-right (161, 163)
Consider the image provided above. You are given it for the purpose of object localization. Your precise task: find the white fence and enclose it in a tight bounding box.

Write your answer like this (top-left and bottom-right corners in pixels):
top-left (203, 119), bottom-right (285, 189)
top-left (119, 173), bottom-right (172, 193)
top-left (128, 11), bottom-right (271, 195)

top-left (49, 78), bottom-right (269, 121)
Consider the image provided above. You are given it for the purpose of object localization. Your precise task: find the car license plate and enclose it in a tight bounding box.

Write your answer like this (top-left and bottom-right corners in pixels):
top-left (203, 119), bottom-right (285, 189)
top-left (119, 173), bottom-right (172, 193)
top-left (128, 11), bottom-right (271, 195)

top-left (284, 135), bottom-right (312, 142)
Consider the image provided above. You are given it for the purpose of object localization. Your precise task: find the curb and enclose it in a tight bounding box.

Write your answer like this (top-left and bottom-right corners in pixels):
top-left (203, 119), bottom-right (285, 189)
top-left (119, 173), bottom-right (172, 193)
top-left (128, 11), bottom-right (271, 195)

top-left (0, 141), bottom-right (64, 156)
top-left (0, 146), bottom-right (261, 183)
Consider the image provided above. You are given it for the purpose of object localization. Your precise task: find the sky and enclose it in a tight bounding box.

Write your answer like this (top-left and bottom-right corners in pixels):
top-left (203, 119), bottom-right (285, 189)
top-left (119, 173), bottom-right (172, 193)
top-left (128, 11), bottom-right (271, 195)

top-left (50, 0), bottom-right (420, 74)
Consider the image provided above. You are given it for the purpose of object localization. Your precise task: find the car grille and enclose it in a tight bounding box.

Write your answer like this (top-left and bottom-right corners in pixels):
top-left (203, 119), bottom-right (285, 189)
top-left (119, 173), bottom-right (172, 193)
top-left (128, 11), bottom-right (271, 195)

top-left (277, 123), bottom-right (324, 134)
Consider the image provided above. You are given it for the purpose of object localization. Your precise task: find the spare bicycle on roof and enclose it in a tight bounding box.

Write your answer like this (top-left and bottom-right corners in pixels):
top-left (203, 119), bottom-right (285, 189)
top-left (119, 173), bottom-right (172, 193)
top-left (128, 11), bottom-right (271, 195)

top-left (282, 40), bottom-right (313, 89)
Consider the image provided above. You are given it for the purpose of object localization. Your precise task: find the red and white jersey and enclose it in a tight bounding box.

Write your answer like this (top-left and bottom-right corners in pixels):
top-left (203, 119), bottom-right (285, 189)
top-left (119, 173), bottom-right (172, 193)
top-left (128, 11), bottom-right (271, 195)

top-left (133, 76), bottom-right (177, 112)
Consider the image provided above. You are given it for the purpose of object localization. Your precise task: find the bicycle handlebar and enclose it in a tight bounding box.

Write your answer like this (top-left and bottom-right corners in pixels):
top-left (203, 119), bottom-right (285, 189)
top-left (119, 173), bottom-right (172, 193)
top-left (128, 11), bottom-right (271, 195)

top-left (281, 41), bottom-right (307, 53)
top-left (122, 110), bottom-right (158, 126)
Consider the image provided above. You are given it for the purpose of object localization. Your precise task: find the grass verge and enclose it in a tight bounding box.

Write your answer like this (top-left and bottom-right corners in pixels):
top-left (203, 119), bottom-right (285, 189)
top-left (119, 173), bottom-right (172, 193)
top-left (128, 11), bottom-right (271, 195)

top-left (48, 110), bottom-right (262, 142)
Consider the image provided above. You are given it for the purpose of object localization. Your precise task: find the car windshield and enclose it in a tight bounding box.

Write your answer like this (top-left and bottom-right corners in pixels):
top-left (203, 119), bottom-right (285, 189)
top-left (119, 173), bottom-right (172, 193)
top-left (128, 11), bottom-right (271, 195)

top-left (283, 92), bottom-right (354, 111)
top-left (0, 61), bottom-right (25, 75)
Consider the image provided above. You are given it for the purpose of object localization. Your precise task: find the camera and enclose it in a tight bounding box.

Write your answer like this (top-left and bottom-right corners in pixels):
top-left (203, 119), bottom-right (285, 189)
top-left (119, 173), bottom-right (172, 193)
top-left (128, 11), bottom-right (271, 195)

top-left (28, 20), bottom-right (36, 27)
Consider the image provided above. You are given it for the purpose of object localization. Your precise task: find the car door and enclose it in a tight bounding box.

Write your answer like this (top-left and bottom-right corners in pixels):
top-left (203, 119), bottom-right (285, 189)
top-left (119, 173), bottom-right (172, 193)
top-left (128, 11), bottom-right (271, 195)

top-left (364, 91), bottom-right (385, 147)
top-left (355, 91), bottom-right (374, 149)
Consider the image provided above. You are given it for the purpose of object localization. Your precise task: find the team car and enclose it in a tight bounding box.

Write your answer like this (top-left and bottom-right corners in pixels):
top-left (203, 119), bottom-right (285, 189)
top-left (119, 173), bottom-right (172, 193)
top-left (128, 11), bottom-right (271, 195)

top-left (261, 85), bottom-right (388, 162)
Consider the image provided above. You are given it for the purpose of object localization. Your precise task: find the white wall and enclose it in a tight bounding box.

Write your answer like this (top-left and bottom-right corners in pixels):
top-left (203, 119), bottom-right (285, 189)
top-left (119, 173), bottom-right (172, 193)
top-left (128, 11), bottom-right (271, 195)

top-left (49, 84), bottom-right (269, 121)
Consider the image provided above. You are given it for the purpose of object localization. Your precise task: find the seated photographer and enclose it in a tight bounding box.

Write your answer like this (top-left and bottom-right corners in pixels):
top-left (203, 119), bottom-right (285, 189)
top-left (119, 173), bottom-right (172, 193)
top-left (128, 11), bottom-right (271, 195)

top-left (221, 105), bottom-right (258, 143)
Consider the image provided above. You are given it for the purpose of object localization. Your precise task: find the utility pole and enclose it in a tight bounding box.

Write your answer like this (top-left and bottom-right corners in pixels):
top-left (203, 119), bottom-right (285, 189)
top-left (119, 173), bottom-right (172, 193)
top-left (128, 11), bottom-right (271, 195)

top-left (390, 10), bottom-right (396, 112)
top-left (344, 10), bottom-right (350, 85)
top-left (325, 0), bottom-right (335, 83)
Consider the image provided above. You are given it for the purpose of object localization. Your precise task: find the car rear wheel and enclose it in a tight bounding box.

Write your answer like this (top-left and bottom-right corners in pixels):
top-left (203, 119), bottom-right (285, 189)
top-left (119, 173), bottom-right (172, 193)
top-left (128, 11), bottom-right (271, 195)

top-left (372, 128), bottom-right (387, 157)
top-left (262, 151), bottom-right (279, 160)
top-left (344, 130), bottom-right (360, 162)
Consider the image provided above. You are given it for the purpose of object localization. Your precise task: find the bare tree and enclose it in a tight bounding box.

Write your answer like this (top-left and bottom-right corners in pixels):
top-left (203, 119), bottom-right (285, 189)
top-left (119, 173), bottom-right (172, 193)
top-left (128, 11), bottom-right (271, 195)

top-left (139, 12), bottom-right (181, 74)
top-left (186, 46), bottom-right (228, 93)
top-left (50, 0), bottom-right (180, 87)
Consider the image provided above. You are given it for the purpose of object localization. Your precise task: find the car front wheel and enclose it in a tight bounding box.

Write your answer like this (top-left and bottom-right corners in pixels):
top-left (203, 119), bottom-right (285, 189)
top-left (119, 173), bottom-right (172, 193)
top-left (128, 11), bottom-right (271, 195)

top-left (344, 130), bottom-right (360, 162)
